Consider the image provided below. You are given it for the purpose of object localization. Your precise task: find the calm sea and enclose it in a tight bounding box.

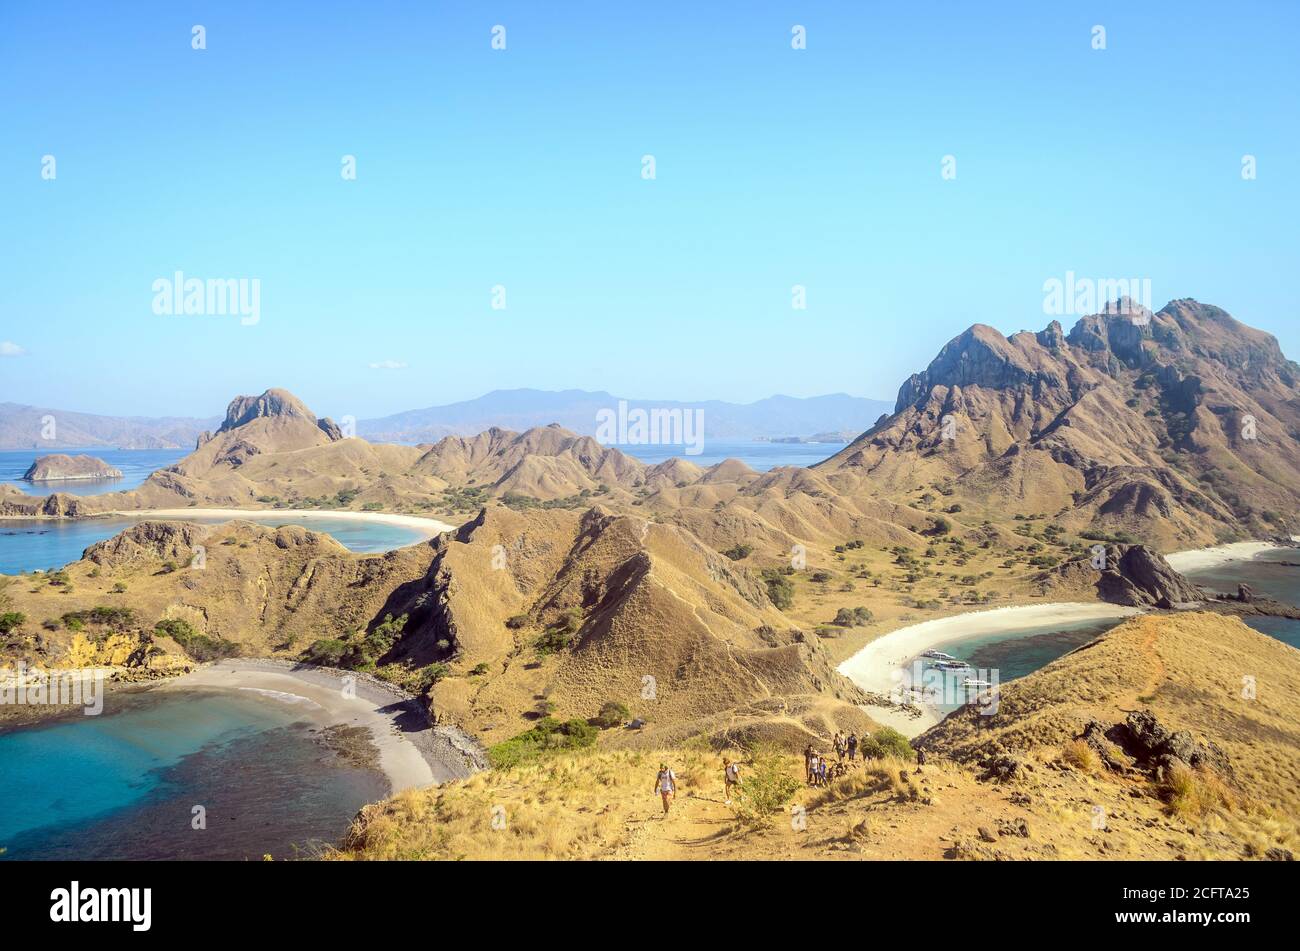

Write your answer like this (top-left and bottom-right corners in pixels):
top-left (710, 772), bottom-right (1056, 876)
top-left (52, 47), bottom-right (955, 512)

top-left (0, 688), bottom-right (387, 860)
top-left (0, 448), bottom-right (187, 497)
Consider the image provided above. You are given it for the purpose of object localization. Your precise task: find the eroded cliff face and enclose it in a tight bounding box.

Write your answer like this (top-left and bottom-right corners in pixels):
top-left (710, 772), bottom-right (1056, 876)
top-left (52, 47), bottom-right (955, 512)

top-left (823, 299), bottom-right (1300, 548)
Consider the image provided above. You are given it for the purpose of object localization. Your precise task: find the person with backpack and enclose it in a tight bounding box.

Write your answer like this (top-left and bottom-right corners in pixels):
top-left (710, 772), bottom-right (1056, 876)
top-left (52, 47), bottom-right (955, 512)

top-left (653, 762), bottom-right (678, 815)
top-left (847, 732), bottom-right (859, 762)
top-left (723, 757), bottom-right (741, 804)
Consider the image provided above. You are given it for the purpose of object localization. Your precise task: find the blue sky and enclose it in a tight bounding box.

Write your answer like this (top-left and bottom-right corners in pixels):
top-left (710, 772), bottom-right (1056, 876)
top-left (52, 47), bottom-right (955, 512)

top-left (1, 1), bottom-right (1297, 420)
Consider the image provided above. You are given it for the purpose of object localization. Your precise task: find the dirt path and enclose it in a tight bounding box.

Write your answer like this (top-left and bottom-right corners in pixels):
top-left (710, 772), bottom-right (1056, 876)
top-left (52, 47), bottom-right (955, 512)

top-left (615, 790), bottom-right (735, 860)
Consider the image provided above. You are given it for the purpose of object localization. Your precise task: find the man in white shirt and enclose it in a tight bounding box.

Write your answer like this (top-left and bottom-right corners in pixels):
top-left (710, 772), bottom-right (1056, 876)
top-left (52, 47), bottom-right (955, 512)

top-left (654, 762), bottom-right (678, 815)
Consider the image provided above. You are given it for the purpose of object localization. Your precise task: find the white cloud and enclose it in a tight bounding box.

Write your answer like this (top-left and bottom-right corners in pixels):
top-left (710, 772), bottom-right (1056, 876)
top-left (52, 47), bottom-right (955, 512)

top-left (0, 341), bottom-right (26, 357)
top-left (368, 359), bottom-right (408, 370)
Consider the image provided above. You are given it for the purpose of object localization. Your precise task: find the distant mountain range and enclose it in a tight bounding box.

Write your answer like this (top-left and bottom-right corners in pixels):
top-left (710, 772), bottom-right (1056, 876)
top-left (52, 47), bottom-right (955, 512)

top-left (0, 391), bottom-right (892, 450)
top-left (356, 390), bottom-right (893, 444)
top-left (0, 402), bottom-right (220, 450)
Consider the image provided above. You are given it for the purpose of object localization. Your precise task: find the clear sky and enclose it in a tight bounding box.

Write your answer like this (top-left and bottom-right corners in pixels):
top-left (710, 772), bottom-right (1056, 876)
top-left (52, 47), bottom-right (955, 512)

top-left (2, 1), bottom-right (1297, 421)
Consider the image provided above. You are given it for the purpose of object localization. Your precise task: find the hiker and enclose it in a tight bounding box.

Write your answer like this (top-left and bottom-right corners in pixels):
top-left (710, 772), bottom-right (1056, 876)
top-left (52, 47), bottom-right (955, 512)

top-left (846, 732), bottom-right (858, 761)
top-left (832, 732), bottom-right (844, 762)
top-left (654, 762), bottom-right (678, 815)
top-left (804, 745), bottom-right (817, 784)
top-left (915, 747), bottom-right (927, 772)
top-left (723, 757), bottom-right (741, 804)
top-left (816, 756), bottom-right (829, 787)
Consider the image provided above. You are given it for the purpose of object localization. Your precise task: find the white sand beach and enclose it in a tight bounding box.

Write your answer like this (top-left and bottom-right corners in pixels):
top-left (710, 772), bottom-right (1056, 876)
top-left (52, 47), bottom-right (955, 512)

top-left (838, 602), bottom-right (1143, 737)
top-left (1165, 539), bottom-right (1295, 573)
top-left (114, 507), bottom-right (458, 540)
top-left (160, 660), bottom-right (480, 792)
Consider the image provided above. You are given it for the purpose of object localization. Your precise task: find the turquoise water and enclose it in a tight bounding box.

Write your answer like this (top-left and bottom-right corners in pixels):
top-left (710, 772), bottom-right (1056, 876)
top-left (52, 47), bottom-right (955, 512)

top-left (1181, 548), bottom-right (1300, 649)
top-left (0, 513), bottom-right (432, 575)
top-left (916, 549), bottom-right (1300, 714)
top-left (0, 688), bottom-right (387, 860)
top-left (0, 448), bottom-right (187, 497)
top-left (920, 618), bottom-right (1122, 715)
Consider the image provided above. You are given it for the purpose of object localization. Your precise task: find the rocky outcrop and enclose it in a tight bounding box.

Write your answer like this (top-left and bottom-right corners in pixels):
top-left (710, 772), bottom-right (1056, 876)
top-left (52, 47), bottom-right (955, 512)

top-left (1095, 544), bottom-right (1206, 608)
top-left (22, 454), bottom-right (122, 482)
top-left (1111, 710), bottom-right (1233, 779)
top-left (216, 388), bottom-right (342, 442)
top-left (0, 490), bottom-right (89, 517)
top-left (84, 520), bottom-right (207, 568)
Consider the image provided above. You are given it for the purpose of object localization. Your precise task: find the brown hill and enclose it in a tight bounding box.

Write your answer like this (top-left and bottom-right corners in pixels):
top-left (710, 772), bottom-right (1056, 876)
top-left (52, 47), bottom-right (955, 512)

top-left (411, 425), bottom-right (644, 498)
top-left (335, 612), bottom-right (1300, 862)
top-left (61, 389), bottom-right (440, 511)
top-left (820, 300), bottom-right (1300, 550)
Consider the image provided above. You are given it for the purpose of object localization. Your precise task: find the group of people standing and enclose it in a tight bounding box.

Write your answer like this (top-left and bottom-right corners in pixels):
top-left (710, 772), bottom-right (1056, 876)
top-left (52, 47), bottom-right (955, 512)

top-left (803, 731), bottom-right (869, 786)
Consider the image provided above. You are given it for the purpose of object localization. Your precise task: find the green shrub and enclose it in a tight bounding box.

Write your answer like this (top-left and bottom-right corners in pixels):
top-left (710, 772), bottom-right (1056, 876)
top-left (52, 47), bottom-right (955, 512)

top-left (154, 618), bottom-right (239, 662)
top-left (860, 727), bottom-right (915, 761)
top-left (592, 700), bottom-right (630, 728)
top-left (761, 569), bottom-right (795, 610)
top-left (0, 612), bottom-right (26, 635)
top-left (487, 716), bottom-right (598, 768)
top-left (61, 606), bottom-right (136, 629)
top-left (304, 638), bottom-right (349, 666)
top-left (730, 743), bottom-right (801, 824)
top-left (722, 543), bottom-right (753, 561)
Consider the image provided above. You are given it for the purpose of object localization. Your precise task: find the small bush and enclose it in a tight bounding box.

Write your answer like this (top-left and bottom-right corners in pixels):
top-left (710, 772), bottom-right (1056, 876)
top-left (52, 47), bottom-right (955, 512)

top-left (592, 700), bottom-right (630, 729)
top-left (487, 716), bottom-right (597, 769)
top-left (1061, 739), bottom-right (1099, 773)
top-left (1161, 763), bottom-right (1239, 819)
top-left (155, 618), bottom-right (239, 662)
top-left (730, 744), bottom-right (801, 825)
top-left (304, 638), bottom-right (349, 666)
top-left (860, 727), bottom-right (914, 761)
top-left (761, 569), bottom-right (795, 609)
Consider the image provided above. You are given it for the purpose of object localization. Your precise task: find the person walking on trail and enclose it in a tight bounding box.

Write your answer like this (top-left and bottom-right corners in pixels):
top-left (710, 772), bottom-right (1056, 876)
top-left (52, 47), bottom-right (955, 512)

top-left (803, 744), bottom-right (817, 785)
top-left (723, 757), bottom-right (741, 804)
top-left (654, 763), bottom-right (678, 815)
top-left (847, 732), bottom-right (858, 762)
top-left (833, 732), bottom-right (845, 762)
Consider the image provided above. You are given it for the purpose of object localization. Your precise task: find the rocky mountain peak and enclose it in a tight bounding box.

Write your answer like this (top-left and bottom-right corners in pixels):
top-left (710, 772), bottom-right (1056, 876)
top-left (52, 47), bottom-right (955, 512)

top-left (215, 388), bottom-right (343, 442)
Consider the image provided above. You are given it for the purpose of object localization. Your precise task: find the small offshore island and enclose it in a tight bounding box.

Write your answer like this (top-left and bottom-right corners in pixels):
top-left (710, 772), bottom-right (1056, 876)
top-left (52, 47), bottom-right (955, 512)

top-left (22, 454), bottom-right (123, 483)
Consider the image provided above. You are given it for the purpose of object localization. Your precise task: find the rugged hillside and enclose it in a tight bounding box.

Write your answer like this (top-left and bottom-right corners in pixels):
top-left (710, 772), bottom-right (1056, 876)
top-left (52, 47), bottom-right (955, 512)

top-left (61, 389), bottom-right (442, 512)
top-left (0, 520), bottom-right (443, 665)
top-left (335, 613), bottom-right (1300, 861)
top-left (361, 504), bottom-right (871, 748)
top-left (820, 300), bottom-right (1300, 550)
top-left (411, 425), bottom-right (644, 499)
top-left (1, 505), bottom-right (872, 749)
top-left (918, 612), bottom-right (1300, 856)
